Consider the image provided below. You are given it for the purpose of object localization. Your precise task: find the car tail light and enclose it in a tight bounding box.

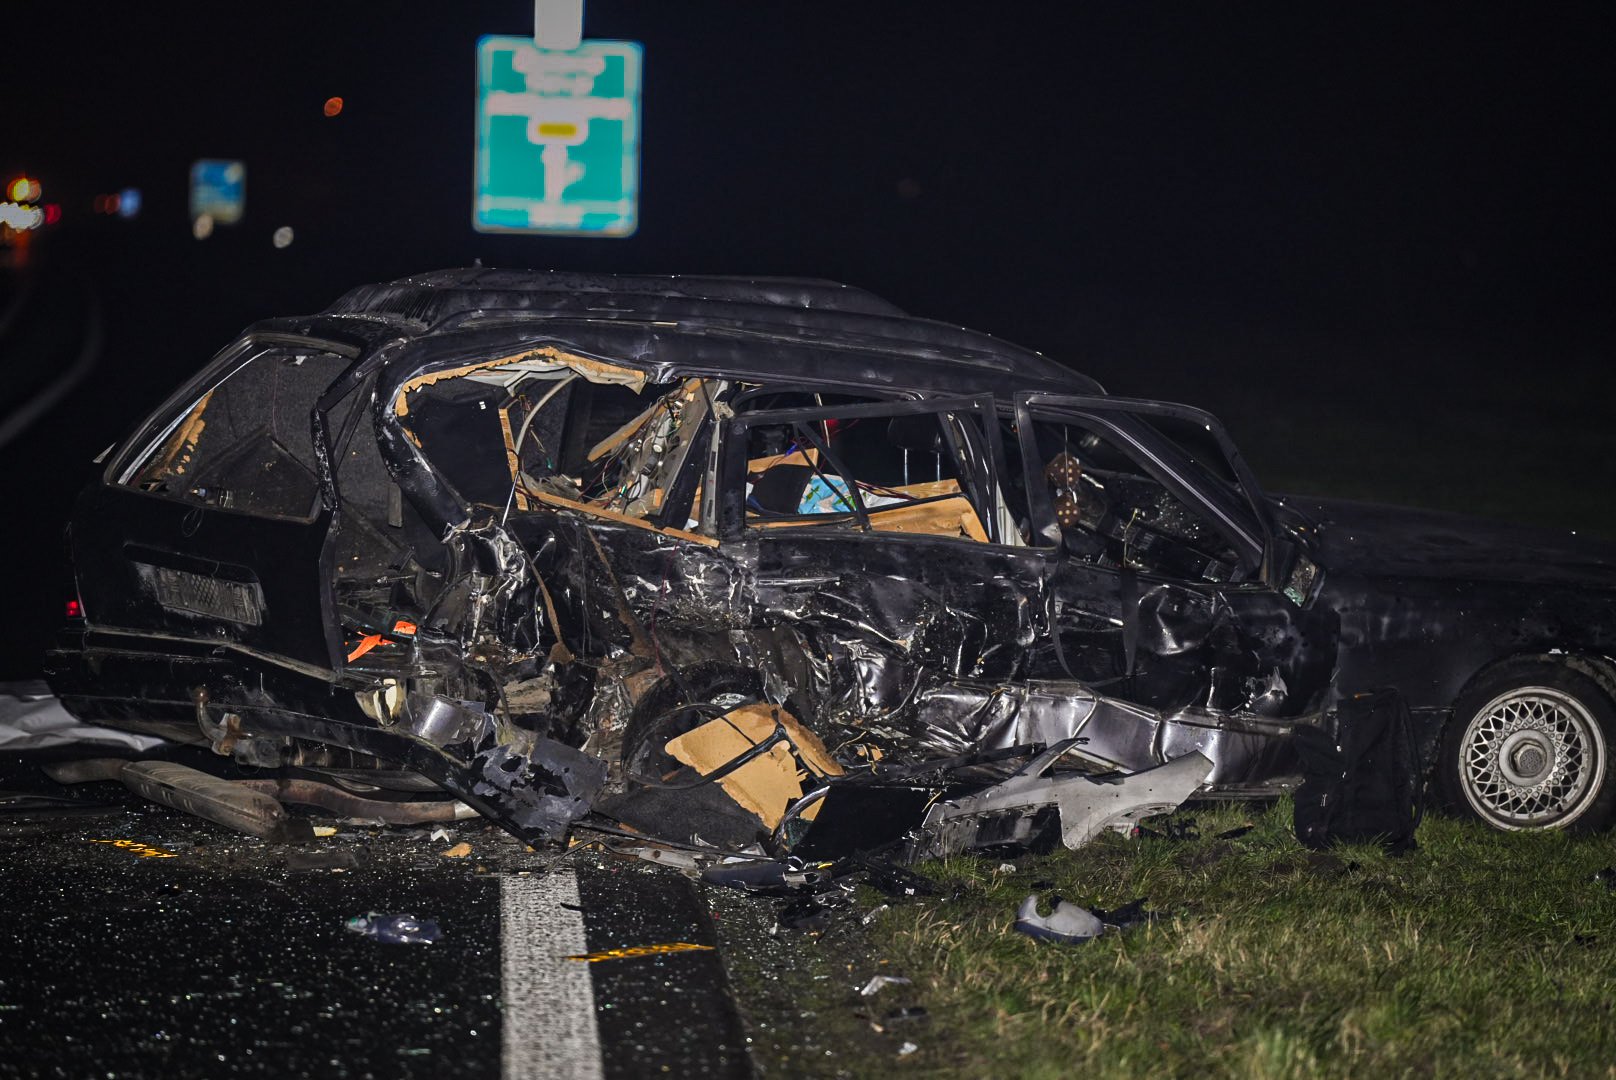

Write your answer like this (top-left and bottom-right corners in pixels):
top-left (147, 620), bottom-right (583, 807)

top-left (65, 598), bottom-right (83, 619)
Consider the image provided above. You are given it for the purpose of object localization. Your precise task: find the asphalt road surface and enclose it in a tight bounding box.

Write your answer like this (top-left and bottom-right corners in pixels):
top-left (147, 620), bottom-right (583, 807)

top-left (0, 773), bottom-right (753, 1080)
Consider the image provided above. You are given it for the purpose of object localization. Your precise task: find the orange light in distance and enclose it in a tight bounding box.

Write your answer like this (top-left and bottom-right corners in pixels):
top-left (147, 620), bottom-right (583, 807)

top-left (323, 96), bottom-right (344, 117)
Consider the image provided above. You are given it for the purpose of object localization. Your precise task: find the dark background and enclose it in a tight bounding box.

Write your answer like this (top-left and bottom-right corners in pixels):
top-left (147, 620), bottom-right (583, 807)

top-left (2, 2), bottom-right (1612, 674)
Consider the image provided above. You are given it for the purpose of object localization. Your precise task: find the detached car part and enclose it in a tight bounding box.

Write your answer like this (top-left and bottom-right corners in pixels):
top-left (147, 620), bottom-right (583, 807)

top-left (915, 743), bottom-right (1214, 858)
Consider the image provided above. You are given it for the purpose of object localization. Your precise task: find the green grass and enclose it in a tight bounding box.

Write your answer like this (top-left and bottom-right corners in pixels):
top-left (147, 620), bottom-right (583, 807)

top-left (864, 802), bottom-right (1616, 1078)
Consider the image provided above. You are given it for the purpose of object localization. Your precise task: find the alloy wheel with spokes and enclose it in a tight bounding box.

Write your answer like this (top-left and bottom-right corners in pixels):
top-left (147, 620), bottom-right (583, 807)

top-left (1441, 661), bottom-right (1616, 833)
top-left (1457, 686), bottom-right (1605, 829)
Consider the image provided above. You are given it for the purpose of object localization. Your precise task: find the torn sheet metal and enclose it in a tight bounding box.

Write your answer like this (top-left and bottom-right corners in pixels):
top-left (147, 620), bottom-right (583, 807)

top-left (915, 743), bottom-right (1214, 858)
top-left (471, 737), bottom-right (607, 839)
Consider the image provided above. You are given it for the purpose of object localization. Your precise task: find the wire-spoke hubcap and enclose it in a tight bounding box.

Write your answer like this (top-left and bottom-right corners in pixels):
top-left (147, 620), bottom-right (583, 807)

top-left (1459, 686), bottom-right (1607, 829)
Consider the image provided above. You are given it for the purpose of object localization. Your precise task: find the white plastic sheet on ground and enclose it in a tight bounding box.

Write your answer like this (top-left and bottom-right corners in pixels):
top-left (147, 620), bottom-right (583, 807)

top-left (0, 681), bottom-right (169, 753)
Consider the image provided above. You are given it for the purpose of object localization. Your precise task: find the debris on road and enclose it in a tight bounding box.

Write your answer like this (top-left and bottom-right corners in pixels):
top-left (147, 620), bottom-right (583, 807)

top-left (860, 975), bottom-right (911, 997)
top-left (345, 913), bottom-right (441, 945)
top-left (1093, 898), bottom-right (1164, 932)
top-left (564, 942), bottom-right (714, 963)
top-left (882, 1006), bottom-right (928, 1025)
top-left (775, 898), bottom-right (832, 932)
top-left (441, 841), bottom-right (473, 858)
top-left (1013, 894), bottom-right (1103, 944)
top-left (88, 838), bottom-right (178, 859)
top-left (1134, 819), bottom-right (1200, 841)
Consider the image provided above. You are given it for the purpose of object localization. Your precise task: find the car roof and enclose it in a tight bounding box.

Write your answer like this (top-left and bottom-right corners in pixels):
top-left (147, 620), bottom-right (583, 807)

top-left (322, 267), bottom-right (1101, 394)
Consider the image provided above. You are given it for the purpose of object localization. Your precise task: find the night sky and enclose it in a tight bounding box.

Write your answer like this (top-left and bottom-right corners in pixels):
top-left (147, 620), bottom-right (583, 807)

top-left (2, 2), bottom-right (1614, 669)
top-left (11, 4), bottom-right (1612, 348)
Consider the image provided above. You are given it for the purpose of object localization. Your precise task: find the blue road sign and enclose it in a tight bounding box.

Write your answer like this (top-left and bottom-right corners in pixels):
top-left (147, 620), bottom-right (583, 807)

top-left (189, 160), bottom-right (246, 225)
top-left (474, 36), bottom-right (642, 237)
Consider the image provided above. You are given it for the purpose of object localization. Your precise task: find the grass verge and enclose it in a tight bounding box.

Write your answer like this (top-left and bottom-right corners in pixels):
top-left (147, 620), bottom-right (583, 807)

top-left (863, 801), bottom-right (1616, 1079)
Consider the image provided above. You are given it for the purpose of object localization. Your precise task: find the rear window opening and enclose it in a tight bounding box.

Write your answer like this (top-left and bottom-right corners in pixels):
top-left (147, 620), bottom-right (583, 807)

top-left (121, 345), bottom-right (352, 521)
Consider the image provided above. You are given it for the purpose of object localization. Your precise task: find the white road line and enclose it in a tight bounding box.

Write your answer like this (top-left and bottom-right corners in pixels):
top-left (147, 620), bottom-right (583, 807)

top-left (501, 870), bottom-right (604, 1080)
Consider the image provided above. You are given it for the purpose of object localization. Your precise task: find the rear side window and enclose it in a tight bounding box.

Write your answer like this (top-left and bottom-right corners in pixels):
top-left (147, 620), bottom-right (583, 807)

top-left (733, 403), bottom-right (998, 543)
top-left (119, 344), bottom-right (351, 520)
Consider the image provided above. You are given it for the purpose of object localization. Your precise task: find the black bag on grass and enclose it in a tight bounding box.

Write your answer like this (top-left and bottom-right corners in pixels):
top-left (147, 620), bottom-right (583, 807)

top-left (1293, 688), bottom-right (1423, 852)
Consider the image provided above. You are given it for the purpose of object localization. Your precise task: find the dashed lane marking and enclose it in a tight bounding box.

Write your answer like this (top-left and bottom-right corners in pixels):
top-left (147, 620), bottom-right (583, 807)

top-left (501, 870), bottom-right (605, 1080)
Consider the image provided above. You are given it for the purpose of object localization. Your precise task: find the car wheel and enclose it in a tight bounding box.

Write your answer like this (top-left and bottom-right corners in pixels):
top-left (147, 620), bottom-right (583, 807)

top-left (1438, 659), bottom-right (1616, 832)
top-left (620, 663), bottom-right (764, 783)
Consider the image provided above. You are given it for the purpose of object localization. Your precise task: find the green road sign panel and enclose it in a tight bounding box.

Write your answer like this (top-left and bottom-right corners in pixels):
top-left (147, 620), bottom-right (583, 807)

top-left (474, 36), bottom-right (642, 237)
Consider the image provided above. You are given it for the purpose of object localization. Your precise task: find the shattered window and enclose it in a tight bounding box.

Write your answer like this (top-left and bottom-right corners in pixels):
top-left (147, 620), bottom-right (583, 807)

top-left (120, 345), bottom-right (351, 520)
top-left (1024, 419), bottom-right (1242, 582)
top-left (740, 407), bottom-right (992, 541)
top-left (396, 349), bottom-right (713, 531)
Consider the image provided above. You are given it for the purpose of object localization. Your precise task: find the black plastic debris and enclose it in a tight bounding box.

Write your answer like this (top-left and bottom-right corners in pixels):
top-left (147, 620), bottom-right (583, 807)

top-left (345, 912), bottom-right (440, 945)
top-left (1013, 893), bottom-right (1102, 944)
top-left (775, 898), bottom-right (832, 932)
top-left (882, 1006), bottom-right (929, 1024)
top-left (470, 739), bottom-right (606, 840)
top-left (840, 854), bottom-right (939, 898)
top-left (1092, 898), bottom-right (1164, 932)
top-left (1594, 867), bottom-right (1616, 891)
top-left (701, 858), bottom-right (825, 895)
top-left (1133, 818), bottom-right (1199, 841)
top-left (1216, 824), bottom-right (1255, 840)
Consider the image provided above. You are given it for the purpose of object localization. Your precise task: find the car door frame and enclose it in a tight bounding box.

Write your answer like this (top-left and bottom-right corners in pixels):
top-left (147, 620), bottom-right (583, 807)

top-left (714, 392), bottom-right (1049, 700)
top-left (1014, 392), bottom-right (1342, 720)
top-left (1015, 391), bottom-right (1288, 589)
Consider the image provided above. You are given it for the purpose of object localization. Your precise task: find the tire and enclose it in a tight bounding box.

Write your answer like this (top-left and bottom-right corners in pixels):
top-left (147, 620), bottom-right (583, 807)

top-left (1438, 658), bottom-right (1616, 832)
top-left (620, 663), bottom-right (764, 782)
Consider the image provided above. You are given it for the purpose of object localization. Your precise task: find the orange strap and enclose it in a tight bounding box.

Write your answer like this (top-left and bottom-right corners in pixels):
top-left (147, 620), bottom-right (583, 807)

top-left (345, 634), bottom-right (390, 663)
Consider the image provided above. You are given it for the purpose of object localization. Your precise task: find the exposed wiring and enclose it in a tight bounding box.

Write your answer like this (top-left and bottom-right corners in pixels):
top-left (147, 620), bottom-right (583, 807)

top-left (502, 373), bottom-right (578, 526)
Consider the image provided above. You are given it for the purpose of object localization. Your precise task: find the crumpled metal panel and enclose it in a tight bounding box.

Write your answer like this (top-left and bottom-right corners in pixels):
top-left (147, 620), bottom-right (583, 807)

top-left (470, 738), bottom-right (606, 839)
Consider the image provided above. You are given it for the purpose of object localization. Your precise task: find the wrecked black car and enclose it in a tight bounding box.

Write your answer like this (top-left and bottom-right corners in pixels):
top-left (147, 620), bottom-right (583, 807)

top-left (42, 269), bottom-right (1616, 855)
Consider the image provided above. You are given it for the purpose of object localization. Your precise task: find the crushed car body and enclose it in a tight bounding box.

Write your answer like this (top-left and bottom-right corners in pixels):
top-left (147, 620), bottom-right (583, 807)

top-left (44, 268), bottom-right (1616, 850)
